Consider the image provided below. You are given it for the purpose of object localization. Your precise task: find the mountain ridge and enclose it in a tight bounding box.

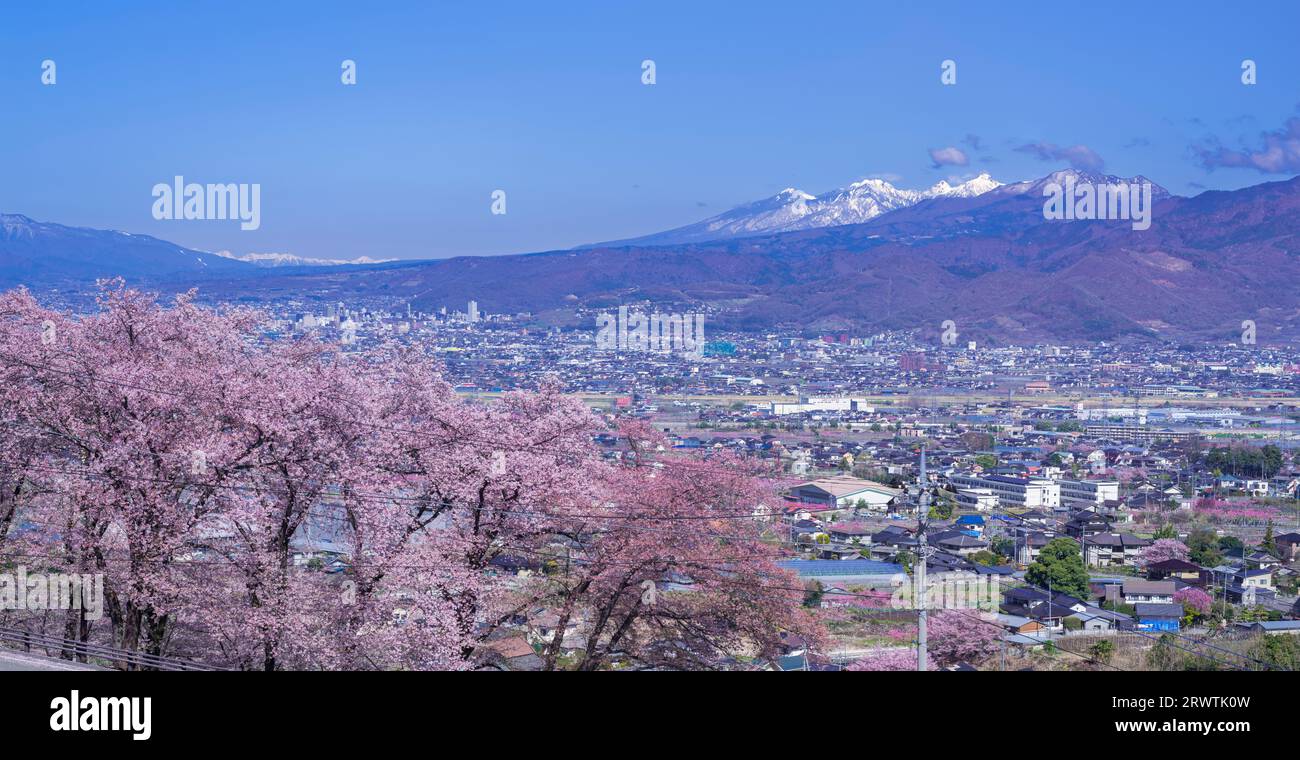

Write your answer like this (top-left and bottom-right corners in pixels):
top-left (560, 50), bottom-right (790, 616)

top-left (583, 172), bottom-right (1006, 248)
top-left (5, 170), bottom-right (1299, 345)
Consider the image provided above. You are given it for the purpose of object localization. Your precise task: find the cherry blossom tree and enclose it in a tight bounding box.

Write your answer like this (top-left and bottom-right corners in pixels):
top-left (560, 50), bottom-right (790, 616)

top-left (1175, 587), bottom-right (1212, 619)
top-left (0, 284), bottom-right (828, 670)
top-left (479, 421), bottom-right (825, 671)
top-left (846, 648), bottom-right (915, 671)
top-left (847, 611), bottom-right (1000, 671)
top-left (1137, 538), bottom-right (1191, 567)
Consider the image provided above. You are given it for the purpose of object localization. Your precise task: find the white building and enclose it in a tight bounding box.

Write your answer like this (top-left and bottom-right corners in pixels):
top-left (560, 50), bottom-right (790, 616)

top-left (787, 476), bottom-right (902, 513)
top-left (954, 487), bottom-right (1000, 512)
top-left (1056, 478), bottom-right (1120, 508)
top-left (770, 397), bottom-right (871, 416)
top-left (948, 474), bottom-right (1060, 509)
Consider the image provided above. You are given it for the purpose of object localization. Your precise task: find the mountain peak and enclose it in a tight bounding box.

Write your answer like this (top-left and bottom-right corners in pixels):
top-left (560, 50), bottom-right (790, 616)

top-left (1000, 170), bottom-right (1171, 200)
top-left (947, 172), bottom-right (1002, 196)
top-left (585, 173), bottom-right (1006, 248)
top-left (774, 187), bottom-right (815, 201)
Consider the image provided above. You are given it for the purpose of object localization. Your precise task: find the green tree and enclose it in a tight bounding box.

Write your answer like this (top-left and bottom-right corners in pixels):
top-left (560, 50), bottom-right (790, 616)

top-left (1218, 535), bottom-right (1245, 560)
top-left (1261, 521), bottom-right (1278, 557)
top-left (1153, 524), bottom-right (1178, 540)
top-left (974, 454), bottom-right (999, 470)
top-left (1088, 639), bottom-right (1115, 665)
top-left (1250, 633), bottom-right (1300, 671)
top-left (1025, 538), bottom-right (1089, 599)
top-left (991, 536), bottom-right (1016, 561)
top-left (1146, 634), bottom-right (1180, 671)
top-left (802, 580), bottom-right (824, 608)
top-left (1187, 527), bottom-right (1223, 567)
top-left (928, 499), bottom-right (954, 520)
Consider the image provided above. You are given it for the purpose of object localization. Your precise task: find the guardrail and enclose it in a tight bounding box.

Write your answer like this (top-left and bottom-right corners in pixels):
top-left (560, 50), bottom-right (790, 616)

top-left (0, 626), bottom-right (229, 671)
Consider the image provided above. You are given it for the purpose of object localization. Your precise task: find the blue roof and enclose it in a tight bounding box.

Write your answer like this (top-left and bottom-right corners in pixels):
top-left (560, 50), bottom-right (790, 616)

top-left (956, 515), bottom-right (986, 525)
top-left (778, 559), bottom-right (905, 577)
top-left (1252, 620), bottom-right (1300, 630)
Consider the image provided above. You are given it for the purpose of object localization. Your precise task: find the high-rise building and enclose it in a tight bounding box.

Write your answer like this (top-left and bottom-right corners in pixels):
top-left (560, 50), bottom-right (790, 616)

top-left (468, 300), bottom-right (479, 323)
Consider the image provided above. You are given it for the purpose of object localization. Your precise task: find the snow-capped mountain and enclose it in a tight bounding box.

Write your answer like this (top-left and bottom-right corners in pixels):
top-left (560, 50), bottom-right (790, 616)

top-left (989, 169), bottom-right (1169, 202)
top-left (587, 173), bottom-right (1002, 247)
top-left (212, 251), bottom-right (396, 267)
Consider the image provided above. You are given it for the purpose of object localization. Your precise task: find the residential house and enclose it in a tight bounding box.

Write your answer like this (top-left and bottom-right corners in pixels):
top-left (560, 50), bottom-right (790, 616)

top-left (1084, 533), bottom-right (1151, 567)
top-left (1146, 558), bottom-right (1203, 583)
top-left (817, 545), bottom-right (862, 560)
top-left (1134, 603), bottom-right (1183, 632)
top-left (1068, 608), bottom-right (1129, 632)
top-left (930, 531), bottom-right (988, 557)
top-left (826, 523), bottom-right (873, 545)
top-left (1244, 551), bottom-right (1282, 572)
top-left (1120, 580), bottom-right (1176, 605)
top-left (994, 613), bottom-right (1046, 637)
top-left (1065, 509), bottom-right (1113, 538)
top-left (954, 514), bottom-right (987, 536)
top-left (478, 634), bottom-right (544, 671)
top-left (1275, 532), bottom-right (1300, 562)
top-left (1016, 531), bottom-right (1070, 566)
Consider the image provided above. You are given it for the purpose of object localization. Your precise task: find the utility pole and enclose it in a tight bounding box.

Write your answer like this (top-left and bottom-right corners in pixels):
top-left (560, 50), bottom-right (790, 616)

top-left (917, 443), bottom-right (930, 672)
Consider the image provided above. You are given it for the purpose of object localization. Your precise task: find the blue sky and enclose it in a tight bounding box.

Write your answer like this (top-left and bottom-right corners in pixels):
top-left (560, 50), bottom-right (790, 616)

top-left (1, 1), bottom-right (1297, 260)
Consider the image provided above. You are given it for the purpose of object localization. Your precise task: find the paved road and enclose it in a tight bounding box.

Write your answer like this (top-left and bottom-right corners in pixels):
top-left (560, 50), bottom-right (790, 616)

top-left (0, 649), bottom-right (105, 671)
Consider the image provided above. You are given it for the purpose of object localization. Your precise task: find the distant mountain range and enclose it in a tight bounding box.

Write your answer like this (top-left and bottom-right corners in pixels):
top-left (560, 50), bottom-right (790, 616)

top-left (585, 173), bottom-right (1003, 247)
top-left (0, 213), bottom-right (252, 288)
top-left (6, 169), bottom-right (1300, 344)
top-left (0, 214), bottom-right (395, 292)
top-left (211, 251), bottom-right (398, 268)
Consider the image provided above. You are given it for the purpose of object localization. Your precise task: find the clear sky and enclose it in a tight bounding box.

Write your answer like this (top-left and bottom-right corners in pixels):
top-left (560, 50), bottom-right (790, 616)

top-left (2, 1), bottom-right (1298, 260)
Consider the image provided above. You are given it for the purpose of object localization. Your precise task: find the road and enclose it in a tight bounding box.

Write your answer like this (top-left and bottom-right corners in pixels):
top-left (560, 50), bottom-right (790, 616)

top-left (0, 649), bottom-right (105, 671)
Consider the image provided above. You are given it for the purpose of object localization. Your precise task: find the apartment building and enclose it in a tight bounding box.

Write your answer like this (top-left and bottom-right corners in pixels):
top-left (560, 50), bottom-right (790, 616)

top-left (948, 474), bottom-right (1061, 509)
top-left (1083, 424), bottom-right (1195, 443)
top-left (1056, 478), bottom-right (1120, 508)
